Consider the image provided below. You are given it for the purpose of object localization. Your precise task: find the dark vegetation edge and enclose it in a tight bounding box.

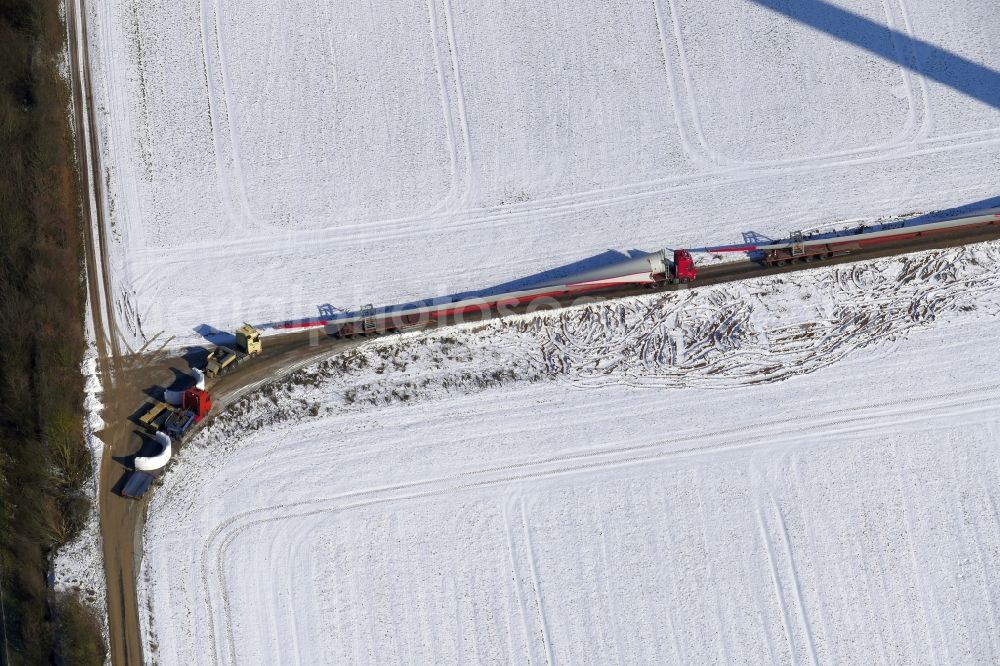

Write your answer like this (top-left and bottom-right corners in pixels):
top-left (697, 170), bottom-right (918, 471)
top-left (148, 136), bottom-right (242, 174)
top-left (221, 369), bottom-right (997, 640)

top-left (0, 0), bottom-right (106, 662)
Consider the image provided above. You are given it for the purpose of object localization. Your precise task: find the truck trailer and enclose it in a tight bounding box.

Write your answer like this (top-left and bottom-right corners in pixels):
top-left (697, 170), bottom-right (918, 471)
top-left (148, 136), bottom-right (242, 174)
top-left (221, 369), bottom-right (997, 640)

top-left (205, 324), bottom-right (262, 379)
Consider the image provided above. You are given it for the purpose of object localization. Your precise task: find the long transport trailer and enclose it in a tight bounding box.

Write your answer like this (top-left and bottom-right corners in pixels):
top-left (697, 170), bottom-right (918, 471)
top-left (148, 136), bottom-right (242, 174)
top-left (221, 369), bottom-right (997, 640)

top-left (268, 208), bottom-right (1000, 338)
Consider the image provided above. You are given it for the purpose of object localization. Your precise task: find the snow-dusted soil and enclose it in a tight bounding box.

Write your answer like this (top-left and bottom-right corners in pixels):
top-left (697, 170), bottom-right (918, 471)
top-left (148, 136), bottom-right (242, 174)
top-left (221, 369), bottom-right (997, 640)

top-left (83, 0), bottom-right (1000, 347)
top-left (139, 243), bottom-right (1000, 664)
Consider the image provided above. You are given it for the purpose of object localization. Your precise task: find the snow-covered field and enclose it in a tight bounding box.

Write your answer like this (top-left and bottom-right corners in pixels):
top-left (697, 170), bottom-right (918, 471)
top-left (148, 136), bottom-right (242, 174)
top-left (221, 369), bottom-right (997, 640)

top-left (81, 0), bottom-right (1000, 660)
top-left (83, 0), bottom-right (1000, 347)
top-left (139, 242), bottom-right (1000, 664)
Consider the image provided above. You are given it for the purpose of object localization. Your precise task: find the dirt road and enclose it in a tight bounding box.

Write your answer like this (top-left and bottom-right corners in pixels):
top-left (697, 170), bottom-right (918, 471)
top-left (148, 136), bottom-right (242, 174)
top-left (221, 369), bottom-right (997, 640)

top-left (64, 0), bottom-right (144, 662)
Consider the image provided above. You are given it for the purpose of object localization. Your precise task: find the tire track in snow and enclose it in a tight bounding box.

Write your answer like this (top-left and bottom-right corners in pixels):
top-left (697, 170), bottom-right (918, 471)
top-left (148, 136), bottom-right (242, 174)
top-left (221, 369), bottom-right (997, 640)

top-left (501, 496), bottom-right (536, 665)
top-left (519, 500), bottom-right (554, 666)
top-left (788, 458), bottom-right (840, 664)
top-left (207, 0), bottom-right (260, 228)
top-left (281, 514), bottom-right (311, 663)
top-left (769, 493), bottom-right (819, 666)
top-left (643, 497), bottom-right (686, 664)
top-left (197, 0), bottom-right (242, 229)
top-left (214, 512), bottom-right (250, 666)
top-left (692, 478), bottom-right (734, 664)
top-left (653, 0), bottom-right (733, 167)
top-left (596, 518), bottom-right (627, 664)
top-left (961, 479), bottom-right (1000, 660)
top-left (981, 419), bottom-right (1000, 646)
top-left (891, 449), bottom-right (944, 666)
top-left (879, 0), bottom-right (931, 144)
top-left (975, 478), bottom-right (1000, 660)
top-left (891, 0), bottom-right (936, 140)
top-left (441, 0), bottom-right (476, 209)
top-left (649, 0), bottom-right (713, 168)
top-left (425, 0), bottom-right (463, 214)
top-left (754, 498), bottom-right (798, 666)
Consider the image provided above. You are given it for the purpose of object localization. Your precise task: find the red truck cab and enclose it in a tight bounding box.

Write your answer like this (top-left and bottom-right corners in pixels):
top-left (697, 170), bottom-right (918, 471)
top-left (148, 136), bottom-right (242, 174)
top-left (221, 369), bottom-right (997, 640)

top-left (673, 249), bottom-right (696, 282)
top-left (182, 387), bottom-right (212, 422)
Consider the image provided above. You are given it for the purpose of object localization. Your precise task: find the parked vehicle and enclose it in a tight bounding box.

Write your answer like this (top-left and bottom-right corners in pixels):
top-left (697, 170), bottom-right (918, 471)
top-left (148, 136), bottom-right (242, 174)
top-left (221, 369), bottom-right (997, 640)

top-left (120, 470), bottom-right (155, 500)
top-left (205, 324), bottom-right (262, 378)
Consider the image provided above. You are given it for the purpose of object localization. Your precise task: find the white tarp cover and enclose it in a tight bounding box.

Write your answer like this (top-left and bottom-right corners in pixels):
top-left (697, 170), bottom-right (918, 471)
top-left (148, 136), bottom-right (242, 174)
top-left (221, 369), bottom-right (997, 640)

top-left (135, 432), bottom-right (172, 471)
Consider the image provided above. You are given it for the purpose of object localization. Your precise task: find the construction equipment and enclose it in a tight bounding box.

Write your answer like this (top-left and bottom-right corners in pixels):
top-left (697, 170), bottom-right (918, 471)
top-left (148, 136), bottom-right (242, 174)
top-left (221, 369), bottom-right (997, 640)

top-left (205, 323), bottom-right (262, 379)
top-left (138, 387), bottom-right (213, 441)
top-left (138, 400), bottom-right (173, 432)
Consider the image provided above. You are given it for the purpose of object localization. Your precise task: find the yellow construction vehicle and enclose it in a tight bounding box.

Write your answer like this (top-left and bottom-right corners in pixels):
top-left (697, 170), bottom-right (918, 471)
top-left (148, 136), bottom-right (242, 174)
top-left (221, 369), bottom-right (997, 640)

top-left (138, 400), bottom-right (174, 432)
top-left (205, 324), bottom-right (262, 378)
